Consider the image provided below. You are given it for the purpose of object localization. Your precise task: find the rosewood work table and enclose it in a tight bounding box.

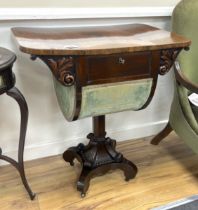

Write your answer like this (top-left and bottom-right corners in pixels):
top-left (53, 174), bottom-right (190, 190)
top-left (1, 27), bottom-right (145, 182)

top-left (12, 24), bottom-right (190, 197)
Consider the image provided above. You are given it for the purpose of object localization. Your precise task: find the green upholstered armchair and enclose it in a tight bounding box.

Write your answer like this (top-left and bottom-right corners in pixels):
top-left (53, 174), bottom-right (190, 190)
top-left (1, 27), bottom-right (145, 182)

top-left (151, 0), bottom-right (198, 153)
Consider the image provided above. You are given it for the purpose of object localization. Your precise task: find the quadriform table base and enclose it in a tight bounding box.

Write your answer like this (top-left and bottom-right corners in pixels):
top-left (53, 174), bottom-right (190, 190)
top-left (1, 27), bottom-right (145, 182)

top-left (63, 116), bottom-right (137, 197)
top-left (11, 24), bottom-right (191, 197)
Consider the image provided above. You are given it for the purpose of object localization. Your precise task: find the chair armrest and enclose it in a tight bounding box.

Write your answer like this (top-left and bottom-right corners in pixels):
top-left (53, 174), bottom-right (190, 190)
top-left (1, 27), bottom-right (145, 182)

top-left (174, 61), bottom-right (198, 94)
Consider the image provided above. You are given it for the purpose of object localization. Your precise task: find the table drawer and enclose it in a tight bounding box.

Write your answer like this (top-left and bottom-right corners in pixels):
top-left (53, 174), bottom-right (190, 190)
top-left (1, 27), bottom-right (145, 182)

top-left (85, 52), bottom-right (151, 85)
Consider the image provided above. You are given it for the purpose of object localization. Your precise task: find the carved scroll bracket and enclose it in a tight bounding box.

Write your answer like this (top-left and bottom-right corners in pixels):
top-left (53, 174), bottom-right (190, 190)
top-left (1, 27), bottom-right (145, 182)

top-left (31, 55), bottom-right (75, 86)
top-left (159, 48), bottom-right (181, 75)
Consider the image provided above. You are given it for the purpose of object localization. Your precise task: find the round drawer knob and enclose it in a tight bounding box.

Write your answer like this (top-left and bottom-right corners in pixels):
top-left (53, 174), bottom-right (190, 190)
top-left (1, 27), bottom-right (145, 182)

top-left (118, 57), bottom-right (125, 64)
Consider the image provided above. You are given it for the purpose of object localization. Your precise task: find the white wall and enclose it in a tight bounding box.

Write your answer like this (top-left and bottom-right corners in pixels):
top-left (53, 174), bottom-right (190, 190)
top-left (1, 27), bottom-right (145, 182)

top-left (0, 13), bottom-right (173, 165)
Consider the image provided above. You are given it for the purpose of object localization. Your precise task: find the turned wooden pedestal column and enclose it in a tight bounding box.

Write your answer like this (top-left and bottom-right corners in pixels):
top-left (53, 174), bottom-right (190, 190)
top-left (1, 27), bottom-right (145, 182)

top-left (63, 115), bottom-right (137, 197)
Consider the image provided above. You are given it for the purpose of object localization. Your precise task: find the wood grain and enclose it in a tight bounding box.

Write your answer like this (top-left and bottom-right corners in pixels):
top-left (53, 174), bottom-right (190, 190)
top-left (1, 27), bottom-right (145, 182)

top-left (84, 51), bottom-right (152, 85)
top-left (1, 133), bottom-right (198, 209)
top-left (11, 24), bottom-right (191, 55)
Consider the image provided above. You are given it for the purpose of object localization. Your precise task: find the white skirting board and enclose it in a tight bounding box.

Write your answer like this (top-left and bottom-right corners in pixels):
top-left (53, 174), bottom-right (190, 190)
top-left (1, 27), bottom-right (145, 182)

top-left (0, 120), bottom-right (168, 165)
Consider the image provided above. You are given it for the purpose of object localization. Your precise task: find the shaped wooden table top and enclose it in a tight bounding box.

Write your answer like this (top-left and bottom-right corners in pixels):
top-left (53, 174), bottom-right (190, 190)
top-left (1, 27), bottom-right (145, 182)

top-left (11, 24), bottom-right (191, 55)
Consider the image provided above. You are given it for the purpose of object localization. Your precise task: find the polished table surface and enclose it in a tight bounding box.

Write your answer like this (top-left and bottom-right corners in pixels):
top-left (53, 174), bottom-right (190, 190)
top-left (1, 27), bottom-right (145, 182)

top-left (12, 24), bottom-right (191, 197)
top-left (12, 24), bottom-right (190, 55)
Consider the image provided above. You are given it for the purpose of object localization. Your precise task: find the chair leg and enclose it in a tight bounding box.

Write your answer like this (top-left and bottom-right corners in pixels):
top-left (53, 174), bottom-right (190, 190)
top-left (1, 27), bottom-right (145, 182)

top-left (150, 122), bottom-right (172, 145)
top-left (6, 87), bottom-right (36, 200)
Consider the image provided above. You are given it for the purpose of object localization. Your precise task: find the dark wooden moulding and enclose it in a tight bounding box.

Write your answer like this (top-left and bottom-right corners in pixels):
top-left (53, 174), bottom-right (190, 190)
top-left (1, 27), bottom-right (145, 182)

top-left (11, 24), bottom-right (191, 197)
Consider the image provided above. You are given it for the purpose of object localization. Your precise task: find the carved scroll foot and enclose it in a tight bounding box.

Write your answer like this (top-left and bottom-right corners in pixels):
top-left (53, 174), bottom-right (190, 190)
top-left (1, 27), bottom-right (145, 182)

top-left (63, 146), bottom-right (82, 166)
top-left (63, 133), bottom-right (138, 197)
top-left (151, 122), bottom-right (173, 145)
